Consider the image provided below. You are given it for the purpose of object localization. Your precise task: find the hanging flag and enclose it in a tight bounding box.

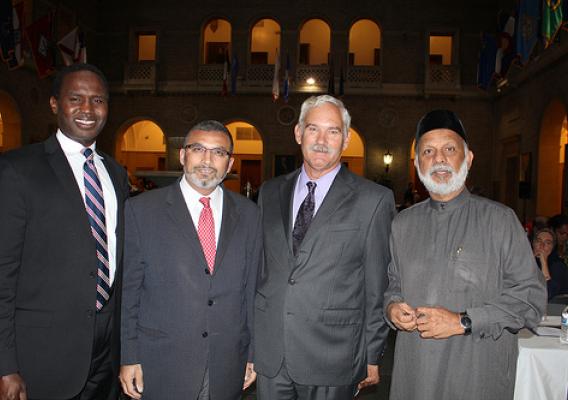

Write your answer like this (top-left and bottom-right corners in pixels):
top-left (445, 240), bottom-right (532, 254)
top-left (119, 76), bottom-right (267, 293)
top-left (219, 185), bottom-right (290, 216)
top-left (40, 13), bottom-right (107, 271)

top-left (57, 27), bottom-right (87, 66)
top-left (327, 61), bottom-right (335, 95)
top-left (6, 1), bottom-right (24, 69)
top-left (272, 48), bottom-right (280, 101)
top-left (221, 50), bottom-right (229, 96)
top-left (26, 12), bottom-right (56, 78)
top-left (477, 32), bottom-right (497, 90)
top-left (283, 53), bottom-right (290, 102)
top-left (230, 52), bottom-right (238, 95)
top-left (542, 0), bottom-right (563, 48)
top-left (0, 0), bottom-right (14, 62)
top-left (495, 15), bottom-right (516, 78)
top-left (338, 65), bottom-right (344, 96)
top-left (517, 0), bottom-right (540, 64)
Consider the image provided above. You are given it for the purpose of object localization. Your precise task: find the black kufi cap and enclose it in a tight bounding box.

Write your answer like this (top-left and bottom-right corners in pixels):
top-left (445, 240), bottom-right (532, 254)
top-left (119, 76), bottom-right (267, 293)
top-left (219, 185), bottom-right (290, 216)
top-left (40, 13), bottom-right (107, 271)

top-left (415, 109), bottom-right (467, 145)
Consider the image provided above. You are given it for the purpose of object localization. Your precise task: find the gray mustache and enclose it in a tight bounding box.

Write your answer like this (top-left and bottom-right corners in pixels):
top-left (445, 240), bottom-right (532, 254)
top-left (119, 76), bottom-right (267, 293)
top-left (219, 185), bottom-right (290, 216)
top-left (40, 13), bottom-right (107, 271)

top-left (429, 164), bottom-right (454, 175)
top-left (310, 144), bottom-right (330, 153)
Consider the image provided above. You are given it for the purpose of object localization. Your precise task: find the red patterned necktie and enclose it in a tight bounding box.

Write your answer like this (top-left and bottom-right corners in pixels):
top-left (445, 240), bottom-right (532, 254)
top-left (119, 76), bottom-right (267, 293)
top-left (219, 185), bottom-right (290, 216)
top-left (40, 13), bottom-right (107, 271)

top-left (198, 197), bottom-right (216, 273)
top-left (82, 148), bottom-right (111, 311)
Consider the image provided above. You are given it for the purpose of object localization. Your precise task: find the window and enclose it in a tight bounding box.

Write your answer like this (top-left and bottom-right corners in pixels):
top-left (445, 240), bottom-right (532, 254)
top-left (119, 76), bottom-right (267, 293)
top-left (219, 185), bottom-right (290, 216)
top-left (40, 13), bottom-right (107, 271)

top-left (137, 33), bottom-right (156, 61)
top-left (250, 19), bottom-right (281, 64)
top-left (429, 35), bottom-right (453, 65)
top-left (299, 19), bottom-right (330, 65)
top-left (203, 18), bottom-right (231, 64)
top-left (348, 19), bottom-right (381, 66)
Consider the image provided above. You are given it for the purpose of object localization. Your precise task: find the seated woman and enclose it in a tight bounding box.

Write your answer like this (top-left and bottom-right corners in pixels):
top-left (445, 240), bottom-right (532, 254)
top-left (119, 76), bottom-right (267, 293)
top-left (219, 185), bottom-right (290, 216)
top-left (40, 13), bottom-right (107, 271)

top-left (532, 228), bottom-right (568, 300)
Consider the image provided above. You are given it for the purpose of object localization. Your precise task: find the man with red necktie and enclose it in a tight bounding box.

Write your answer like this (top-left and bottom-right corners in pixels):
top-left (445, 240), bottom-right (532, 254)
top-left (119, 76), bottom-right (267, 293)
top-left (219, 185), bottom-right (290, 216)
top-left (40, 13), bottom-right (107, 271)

top-left (120, 120), bottom-right (261, 400)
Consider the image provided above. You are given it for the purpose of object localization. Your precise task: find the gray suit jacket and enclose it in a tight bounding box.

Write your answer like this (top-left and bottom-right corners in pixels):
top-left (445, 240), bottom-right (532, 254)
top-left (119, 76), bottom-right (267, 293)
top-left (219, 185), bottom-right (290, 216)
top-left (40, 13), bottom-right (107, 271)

top-left (254, 166), bottom-right (395, 386)
top-left (121, 180), bottom-right (262, 400)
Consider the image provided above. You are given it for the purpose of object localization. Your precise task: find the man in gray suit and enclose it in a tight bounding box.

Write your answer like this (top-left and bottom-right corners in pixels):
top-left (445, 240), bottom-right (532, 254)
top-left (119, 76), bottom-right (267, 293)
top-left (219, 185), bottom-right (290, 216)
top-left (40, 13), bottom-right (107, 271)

top-left (119, 120), bottom-right (261, 400)
top-left (254, 95), bottom-right (395, 399)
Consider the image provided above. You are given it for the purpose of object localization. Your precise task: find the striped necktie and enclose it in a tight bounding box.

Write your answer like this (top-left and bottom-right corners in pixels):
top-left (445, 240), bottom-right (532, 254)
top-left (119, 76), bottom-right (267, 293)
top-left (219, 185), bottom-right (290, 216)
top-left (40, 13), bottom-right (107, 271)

top-left (82, 148), bottom-right (111, 311)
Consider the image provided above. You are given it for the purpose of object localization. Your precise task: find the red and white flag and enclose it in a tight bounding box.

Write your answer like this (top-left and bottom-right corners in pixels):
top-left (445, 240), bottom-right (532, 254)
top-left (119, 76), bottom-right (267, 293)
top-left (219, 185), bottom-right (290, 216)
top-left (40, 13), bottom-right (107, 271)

top-left (57, 27), bottom-right (87, 66)
top-left (25, 12), bottom-right (56, 78)
top-left (272, 49), bottom-right (280, 101)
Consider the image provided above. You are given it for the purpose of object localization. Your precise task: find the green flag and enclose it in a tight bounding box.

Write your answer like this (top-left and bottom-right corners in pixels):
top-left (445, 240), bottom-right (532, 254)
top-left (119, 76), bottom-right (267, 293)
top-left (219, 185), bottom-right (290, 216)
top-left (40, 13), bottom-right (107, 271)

top-left (542, 0), bottom-right (563, 48)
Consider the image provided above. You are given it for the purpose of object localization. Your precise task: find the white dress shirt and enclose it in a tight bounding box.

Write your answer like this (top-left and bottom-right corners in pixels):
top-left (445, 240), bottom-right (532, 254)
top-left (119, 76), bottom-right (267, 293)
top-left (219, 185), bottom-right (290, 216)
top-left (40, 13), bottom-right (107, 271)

top-left (56, 130), bottom-right (118, 285)
top-left (179, 177), bottom-right (224, 245)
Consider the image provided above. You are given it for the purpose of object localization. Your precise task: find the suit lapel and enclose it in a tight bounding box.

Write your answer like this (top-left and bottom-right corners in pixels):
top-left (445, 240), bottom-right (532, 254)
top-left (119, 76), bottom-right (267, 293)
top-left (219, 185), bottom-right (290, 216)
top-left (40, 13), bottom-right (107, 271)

top-left (44, 135), bottom-right (91, 223)
top-left (297, 167), bottom-right (355, 255)
top-left (165, 180), bottom-right (208, 268)
top-left (213, 188), bottom-right (239, 273)
top-left (279, 170), bottom-right (299, 254)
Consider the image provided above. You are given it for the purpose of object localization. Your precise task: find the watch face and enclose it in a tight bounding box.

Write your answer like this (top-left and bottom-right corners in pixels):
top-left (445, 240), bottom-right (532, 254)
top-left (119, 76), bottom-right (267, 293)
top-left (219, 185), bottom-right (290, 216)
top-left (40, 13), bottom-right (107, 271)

top-left (461, 314), bottom-right (472, 331)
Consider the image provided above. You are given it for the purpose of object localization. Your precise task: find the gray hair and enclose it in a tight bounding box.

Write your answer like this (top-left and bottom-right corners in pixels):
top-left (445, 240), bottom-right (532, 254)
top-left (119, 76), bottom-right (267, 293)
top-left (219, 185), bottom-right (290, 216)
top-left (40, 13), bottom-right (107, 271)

top-left (297, 95), bottom-right (351, 138)
top-left (184, 120), bottom-right (234, 153)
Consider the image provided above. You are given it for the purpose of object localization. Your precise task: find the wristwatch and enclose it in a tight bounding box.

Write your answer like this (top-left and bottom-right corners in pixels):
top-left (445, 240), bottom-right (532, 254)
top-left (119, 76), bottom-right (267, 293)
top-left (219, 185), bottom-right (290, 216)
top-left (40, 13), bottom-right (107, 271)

top-left (459, 312), bottom-right (472, 335)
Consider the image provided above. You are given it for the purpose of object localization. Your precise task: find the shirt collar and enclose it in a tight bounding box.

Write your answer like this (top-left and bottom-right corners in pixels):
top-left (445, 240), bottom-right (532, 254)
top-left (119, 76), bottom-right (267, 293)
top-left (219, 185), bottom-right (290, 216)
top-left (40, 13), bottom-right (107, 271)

top-left (56, 130), bottom-right (102, 159)
top-left (429, 187), bottom-right (470, 212)
top-left (298, 163), bottom-right (341, 188)
top-left (179, 175), bottom-right (223, 203)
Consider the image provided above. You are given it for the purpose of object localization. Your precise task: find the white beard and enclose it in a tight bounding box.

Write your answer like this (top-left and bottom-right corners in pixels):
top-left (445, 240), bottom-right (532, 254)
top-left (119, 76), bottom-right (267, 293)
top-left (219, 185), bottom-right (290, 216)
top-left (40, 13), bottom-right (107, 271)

top-left (416, 156), bottom-right (469, 196)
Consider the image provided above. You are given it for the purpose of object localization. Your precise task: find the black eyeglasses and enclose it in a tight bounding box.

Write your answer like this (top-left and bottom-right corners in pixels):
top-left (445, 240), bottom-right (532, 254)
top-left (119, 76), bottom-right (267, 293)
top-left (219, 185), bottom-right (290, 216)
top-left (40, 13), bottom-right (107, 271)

top-left (183, 143), bottom-right (231, 159)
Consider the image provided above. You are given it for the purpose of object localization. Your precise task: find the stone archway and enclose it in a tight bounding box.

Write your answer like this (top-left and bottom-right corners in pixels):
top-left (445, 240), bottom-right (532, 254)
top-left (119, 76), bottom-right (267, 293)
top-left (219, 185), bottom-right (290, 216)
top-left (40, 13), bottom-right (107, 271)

top-left (342, 127), bottom-right (365, 176)
top-left (0, 91), bottom-right (22, 153)
top-left (115, 119), bottom-right (167, 173)
top-left (537, 99), bottom-right (568, 217)
top-left (225, 121), bottom-right (264, 197)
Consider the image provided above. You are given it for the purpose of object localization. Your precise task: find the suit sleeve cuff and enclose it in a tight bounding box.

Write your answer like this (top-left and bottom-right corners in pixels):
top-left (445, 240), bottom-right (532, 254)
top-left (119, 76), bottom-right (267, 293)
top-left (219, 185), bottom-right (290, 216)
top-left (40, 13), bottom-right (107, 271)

top-left (0, 349), bottom-right (19, 377)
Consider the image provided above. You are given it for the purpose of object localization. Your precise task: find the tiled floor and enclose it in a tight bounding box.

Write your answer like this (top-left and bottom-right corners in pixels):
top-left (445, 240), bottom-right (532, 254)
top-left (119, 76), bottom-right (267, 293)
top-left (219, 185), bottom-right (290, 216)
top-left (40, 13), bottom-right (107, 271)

top-left (243, 330), bottom-right (396, 400)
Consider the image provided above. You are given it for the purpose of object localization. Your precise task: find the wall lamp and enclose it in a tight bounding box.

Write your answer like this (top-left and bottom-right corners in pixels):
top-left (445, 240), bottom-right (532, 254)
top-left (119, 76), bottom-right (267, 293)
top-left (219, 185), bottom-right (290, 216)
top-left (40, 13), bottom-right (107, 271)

top-left (383, 150), bottom-right (393, 173)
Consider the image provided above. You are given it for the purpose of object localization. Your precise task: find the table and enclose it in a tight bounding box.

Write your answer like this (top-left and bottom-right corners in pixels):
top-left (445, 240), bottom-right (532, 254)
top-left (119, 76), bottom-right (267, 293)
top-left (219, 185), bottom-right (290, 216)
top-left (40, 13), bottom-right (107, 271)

top-left (514, 327), bottom-right (568, 400)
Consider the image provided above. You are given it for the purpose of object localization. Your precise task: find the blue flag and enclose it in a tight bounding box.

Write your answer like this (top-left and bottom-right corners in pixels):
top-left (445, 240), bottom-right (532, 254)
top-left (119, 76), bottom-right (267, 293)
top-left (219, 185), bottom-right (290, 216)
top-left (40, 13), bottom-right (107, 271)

top-left (477, 33), bottom-right (497, 90)
top-left (0, 0), bottom-right (14, 62)
top-left (327, 62), bottom-right (335, 95)
top-left (230, 53), bottom-right (238, 95)
top-left (516, 0), bottom-right (539, 64)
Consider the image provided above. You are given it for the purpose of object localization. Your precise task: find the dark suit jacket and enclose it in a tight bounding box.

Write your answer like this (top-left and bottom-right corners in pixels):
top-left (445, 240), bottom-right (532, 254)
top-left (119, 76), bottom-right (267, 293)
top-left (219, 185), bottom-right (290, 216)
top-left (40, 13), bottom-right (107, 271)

top-left (121, 180), bottom-right (262, 400)
top-left (254, 166), bottom-right (395, 386)
top-left (0, 135), bottom-right (129, 398)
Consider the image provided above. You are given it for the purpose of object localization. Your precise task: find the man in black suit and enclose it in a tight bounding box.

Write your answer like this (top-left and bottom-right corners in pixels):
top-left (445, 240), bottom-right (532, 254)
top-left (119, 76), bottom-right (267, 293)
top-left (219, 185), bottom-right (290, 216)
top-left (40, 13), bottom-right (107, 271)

top-left (0, 64), bottom-right (129, 400)
top-left (119, 120), bottom-right (261, 400)
top-left (254, 95), bottom-right (396, 399)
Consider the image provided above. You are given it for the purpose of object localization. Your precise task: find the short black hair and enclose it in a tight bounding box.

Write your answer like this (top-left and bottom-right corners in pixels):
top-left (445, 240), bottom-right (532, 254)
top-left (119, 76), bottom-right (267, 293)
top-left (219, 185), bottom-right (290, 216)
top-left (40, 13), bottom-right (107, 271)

top-left (185, 120), bottom-right (234, 153)
top-left (51, 63), bottom-right (109, 99)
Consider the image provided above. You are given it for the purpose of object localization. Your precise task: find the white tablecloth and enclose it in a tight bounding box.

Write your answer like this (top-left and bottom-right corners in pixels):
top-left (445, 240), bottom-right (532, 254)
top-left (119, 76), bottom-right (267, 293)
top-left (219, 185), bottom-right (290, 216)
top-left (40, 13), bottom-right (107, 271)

top-left (514, 329), bottom-right (568, 400)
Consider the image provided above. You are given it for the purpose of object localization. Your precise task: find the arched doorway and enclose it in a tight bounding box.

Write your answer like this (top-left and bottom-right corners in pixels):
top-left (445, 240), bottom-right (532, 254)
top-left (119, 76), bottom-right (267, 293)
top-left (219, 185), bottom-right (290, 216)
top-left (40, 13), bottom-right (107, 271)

top-left (115, 119), bottom-right (167, 173)
top-left (0, 91), bottom-right (22, 153)
top-left (250, 18), bottom-right (281, 65)
top-left (298, 19), bottom-right (330, 65)
top-left (348, 19), bottom-right (381, 66)
top-left (203, 18), bottom-right (231, 64)
top-left (342, 127), bottom-right (365, 176)
top-left (537, 99), bottom-right (568, 217)
top-left (225, 121), bottom-right (264, 197)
